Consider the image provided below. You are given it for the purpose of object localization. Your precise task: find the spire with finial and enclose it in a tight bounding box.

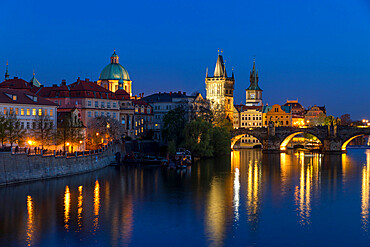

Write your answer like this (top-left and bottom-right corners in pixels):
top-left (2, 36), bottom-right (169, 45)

top-left (206, 67), bottom-right (208, 78)
top-left (213, 50), bottom-right (227, 77)
top-left (110, 50), bottom-right (119, 64)
top-left (29, 70), bottom-right (42, 87)
top-left (247, 57), bottom-right (262, 91)
top-left (232, 67), bottom-right (234, 79)
top-left (4, 60), bottom-right (9, 81)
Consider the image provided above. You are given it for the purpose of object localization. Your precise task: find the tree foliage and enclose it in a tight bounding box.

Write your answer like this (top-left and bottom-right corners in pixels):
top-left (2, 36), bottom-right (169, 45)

top-left (31, 112), bottom-right (55, 149)
top-left (88, 116), bottom-right (122, 148)
top-left (57, 113), bottom-right (85, 151)
top-left (340, 114), bottom-right (352, 126)
top-left (162, 106), bottom-right (187, 146)
top-left (0, 113), bottom-right (25, 147)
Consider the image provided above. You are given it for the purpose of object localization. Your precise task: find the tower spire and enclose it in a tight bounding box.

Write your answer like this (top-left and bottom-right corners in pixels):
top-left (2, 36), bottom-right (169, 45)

top-left (4, 60), bottom-right (9, 81)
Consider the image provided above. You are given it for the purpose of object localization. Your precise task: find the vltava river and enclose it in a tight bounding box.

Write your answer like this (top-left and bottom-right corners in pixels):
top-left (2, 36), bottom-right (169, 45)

top-left (1, 149), bottom-right (370, 247)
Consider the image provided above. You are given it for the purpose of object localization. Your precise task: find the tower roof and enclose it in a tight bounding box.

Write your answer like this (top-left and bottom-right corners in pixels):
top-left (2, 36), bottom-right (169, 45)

top-left (213, 54), bottom-right (227, 77)
top-left (99, 51), bottom-right (130, 81)
top-left (247, 59), bottom-right (262, 91)
top-left (4, 61), bottom-right (9, 81)
top-left (29, 71), bottom-right (42, 87)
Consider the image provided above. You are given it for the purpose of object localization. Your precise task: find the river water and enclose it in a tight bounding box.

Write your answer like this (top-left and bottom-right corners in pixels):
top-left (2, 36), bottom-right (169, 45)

top-left (1, 149), bottom-right (370, 247)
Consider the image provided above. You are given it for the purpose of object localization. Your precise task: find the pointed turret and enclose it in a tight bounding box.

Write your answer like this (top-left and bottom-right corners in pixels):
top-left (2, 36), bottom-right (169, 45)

top-left (247, 59), bottom-right (261, 91)
top-left (213, 55), bottom-right (227, 77)
top-left (110, 50), bottom-right (119, 64)
top-left (4, 61), bottom-right (9, 81)
top-left (29, 70), bottom-right (42, 87)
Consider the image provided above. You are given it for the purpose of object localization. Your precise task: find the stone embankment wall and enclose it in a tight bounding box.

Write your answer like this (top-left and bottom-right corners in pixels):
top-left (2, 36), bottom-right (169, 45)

top-left (0, 142), bottom-right (124, 186)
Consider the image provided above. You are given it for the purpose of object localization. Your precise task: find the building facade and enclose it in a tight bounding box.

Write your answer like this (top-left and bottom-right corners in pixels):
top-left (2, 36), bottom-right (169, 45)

top-left (283, 100), bottom-right (305, 127)
top-left (262, 104), bottom-right (292, 127)
top-left (205, 53), bottom-right (235, 121)
top-left (304, 105), bottom-right (326, 126)
top-left (233, 105), bottom-right (263, 148)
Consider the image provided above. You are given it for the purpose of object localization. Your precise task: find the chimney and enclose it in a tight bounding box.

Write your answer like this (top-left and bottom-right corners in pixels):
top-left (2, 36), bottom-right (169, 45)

top-left (77, 77), bottom-right (80, 82)
top-left (178, 91), bottom-right (181, 95)
top-left (61, 80), bottom-right (66, 86)
top-left (52, 84), bottom-right (57, 87)
top-left (14, 77), bottom-right (18, 79)
top-left (85, 78), bottom-right (89, 82)
top-left (183, 92), bottom-right (186, 95)
top-left (169, 92), bottom-right (172, 96)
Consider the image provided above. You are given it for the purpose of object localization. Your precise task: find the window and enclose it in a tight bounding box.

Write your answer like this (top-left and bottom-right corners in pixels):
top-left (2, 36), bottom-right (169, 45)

top-left (286, 121), bottom-right (289, 125)
top-left (121, 117), bottom-right (125, 124)
top-left (107, 112), bottom-right (111, 117)
top-left (101, 102), bottom-right (105, 108)
top-left (113, 102), bottom-right (116, 108)
top-left (12, 95), bottom-right (17, 100)
top-left (26, 122), bottom-right (30, 129)
top-left (3, 108), bottom-right (7, 114)
top-left (88, 111), bottom-right (92, 117)
top-left (94, 112), bottom-right (98, 118)
top-left (21, 122), bottom-right (24, 129)
top-left (50, 109), bottom-right (53, 116)
top-left (113, 112), bottom-right (116, 118)
top-left (27, 109), bottom-right (30, 116)
top-left (101, 112), bottom-right (104, 116)
top-left (135, 106), bottom-right (139, 113)
top-left (44, 109), bottom-right (47, 116)
top-left (32, 109), bottom-right (36, 116)
top-left (107, 102), bottom-right (111, 108)
top-left (38, 109), bottom-right (42, 116)
top-left (95, 101), bottom-right (98, 107)
top-left (9, 108), bottom-right (13, 114)
top-left (21, 108), bottom-right (24, 116)
top-left (88, 101), bottom-right (92, 107)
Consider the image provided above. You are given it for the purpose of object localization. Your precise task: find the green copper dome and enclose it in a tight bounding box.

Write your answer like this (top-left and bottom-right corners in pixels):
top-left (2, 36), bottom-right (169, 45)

top-left (99, 51), bottom-right (130, 81)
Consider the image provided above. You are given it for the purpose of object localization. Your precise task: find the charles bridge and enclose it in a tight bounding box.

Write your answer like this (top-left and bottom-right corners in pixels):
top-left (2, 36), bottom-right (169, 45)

top-left (231, 125), bottom-right (370, 153)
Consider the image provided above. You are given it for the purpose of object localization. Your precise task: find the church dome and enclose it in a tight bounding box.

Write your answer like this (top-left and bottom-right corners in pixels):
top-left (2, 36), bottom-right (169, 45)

top-left (99, 51), bottom-right (130, 81)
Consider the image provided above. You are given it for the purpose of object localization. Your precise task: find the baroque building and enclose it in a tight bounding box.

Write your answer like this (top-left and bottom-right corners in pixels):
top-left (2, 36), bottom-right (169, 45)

top-left (262, 104), bottom-right (292, 127)
top-left (97, 51), bottom-right (132, 95)
top-left (205, 52), bottom-right (235, 121)
top-left (246, 59), bottom-right (262, 106)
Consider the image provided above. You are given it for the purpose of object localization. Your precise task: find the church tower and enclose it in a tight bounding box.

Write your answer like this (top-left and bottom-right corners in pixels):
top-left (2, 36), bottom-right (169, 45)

top-left (205, 51), bottom-right (235, 121)
top-left (4, 61), bottom-right (9, 81)
top-left (246, 59), bottom-right (262, 106)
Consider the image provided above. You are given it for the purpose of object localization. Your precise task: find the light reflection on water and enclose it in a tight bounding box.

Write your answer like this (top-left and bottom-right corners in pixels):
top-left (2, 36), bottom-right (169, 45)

top-left (1, 149), bottom-right (370, 246)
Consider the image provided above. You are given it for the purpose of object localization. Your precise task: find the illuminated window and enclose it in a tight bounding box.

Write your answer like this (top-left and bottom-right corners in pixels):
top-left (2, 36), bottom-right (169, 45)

top-left (38, 109), bottom-right (42, 116)
top-left (3, 108), bottom-right (7, 114)
top-left (12, 95), bottom-right (17, 100)
top-left (9, 108), bottom-right (13, 114)
top-left (15, 108), bottom-right (18, 115)
top-left (21, 108), bottom-right (24, 116)
top-left (50, 109), bottom-right (53, 116)
top-left (32, 109), bottom-right (36, 116)
top-left (44, 109), bottom-right (47, 116)
top-left (27, 109), bottom-right (30, 116)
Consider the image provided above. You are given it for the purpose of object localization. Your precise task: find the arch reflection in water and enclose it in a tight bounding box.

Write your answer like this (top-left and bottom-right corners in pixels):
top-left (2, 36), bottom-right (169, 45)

top-left (294, 152), bottom-right (321, 226)
top-left (361, 149), bottom-right (370, 230)
top-left (64, 186), bottom-right (71, 230)
top-left (26, 195), bottom-right (34, 247)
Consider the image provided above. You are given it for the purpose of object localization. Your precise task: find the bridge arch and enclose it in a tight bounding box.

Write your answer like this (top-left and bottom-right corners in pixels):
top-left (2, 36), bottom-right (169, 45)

top-left (231, 133), bottom-right (263, 150)
top-left (280, 131), bottom-right (323, 151)
top-left (341, 134), bottom-right (366, 151)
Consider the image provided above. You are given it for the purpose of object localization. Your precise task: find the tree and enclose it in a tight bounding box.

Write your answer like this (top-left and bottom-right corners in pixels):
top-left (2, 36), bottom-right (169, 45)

top-left (31, 112), bottom-right (55, 149)
top-left (324, 115), bottom-right (335, 126)
top-left (0, 114), bottom-right (8, 147)
top-left (57, 113), bottom-right (85, 152)
top-left (340, 114), bottom-right (352, 126)
top-left (162, 106), bottom-right (187, 147)
top-left (211, 126), bottom-right (231, 156)
top-left (182, 118), bottom-right (214, 157)
top-left (6, 113), bottom-right (25, 147)
top-left (88, 116), bottom-right (122, 148)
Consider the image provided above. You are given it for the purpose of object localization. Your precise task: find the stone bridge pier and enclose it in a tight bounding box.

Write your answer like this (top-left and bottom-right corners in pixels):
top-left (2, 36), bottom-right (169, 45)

top-left (231, 125), bottom-right (370, 153)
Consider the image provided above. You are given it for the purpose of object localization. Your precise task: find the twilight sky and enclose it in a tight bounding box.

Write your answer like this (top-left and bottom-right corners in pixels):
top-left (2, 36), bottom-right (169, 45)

top-left (0, 0), bottom-right (369, 119)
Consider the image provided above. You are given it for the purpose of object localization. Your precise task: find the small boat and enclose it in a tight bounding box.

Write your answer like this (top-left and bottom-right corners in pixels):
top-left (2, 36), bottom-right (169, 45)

top-left (175, 148), bottom-right (192, 166)
top-left (141, 155), bottom-right (162, 166)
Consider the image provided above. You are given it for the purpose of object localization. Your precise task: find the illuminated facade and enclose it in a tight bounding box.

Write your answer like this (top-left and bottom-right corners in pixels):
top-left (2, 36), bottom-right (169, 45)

top-left (233, 105), bottom-right (263, 148)
top-left (304, 105), bottom-right (326, 126)
top-left (205, 52), bottom-right (235, 121)
top-left (97, 51), bottom-right (132, 95)
top-left (283, 100), bottom-right (305, 127)
top-left (262, 104), bottom-right (292, 127)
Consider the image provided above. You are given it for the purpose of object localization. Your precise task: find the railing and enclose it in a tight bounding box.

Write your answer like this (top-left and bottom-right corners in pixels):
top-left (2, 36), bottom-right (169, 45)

top-left (6, 140), bottom-right (116, 158)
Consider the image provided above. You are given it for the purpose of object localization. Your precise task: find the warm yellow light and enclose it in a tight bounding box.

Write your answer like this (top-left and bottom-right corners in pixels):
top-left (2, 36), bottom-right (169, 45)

top-left (96, 132), bottom-right (99, 136)
top-left (66, 142), bottom-right (70, 146)
top-left (79, 141), bottom-right (83, 144)
top-left (27, 140), bottom-right (33, 145)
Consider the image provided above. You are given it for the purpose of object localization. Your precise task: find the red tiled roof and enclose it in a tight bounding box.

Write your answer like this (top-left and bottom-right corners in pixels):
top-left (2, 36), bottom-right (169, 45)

top-left (0, 88), bottom-right (57, 106)
top-left (115, 89), bottom-right (130, 100)
top-left (0, 78), bottom-right (32, 90)
top-left (133, 99), bottom-right (150, 106)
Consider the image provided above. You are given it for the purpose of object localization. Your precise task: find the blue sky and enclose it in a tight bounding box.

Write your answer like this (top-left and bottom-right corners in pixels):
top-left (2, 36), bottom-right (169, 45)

top-left (0, 0), bottom-right (369, 119)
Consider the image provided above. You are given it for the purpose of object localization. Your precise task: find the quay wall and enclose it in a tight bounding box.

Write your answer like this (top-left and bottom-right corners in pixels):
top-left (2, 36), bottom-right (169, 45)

top-left (0, 142), bottom-right (124, 186)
